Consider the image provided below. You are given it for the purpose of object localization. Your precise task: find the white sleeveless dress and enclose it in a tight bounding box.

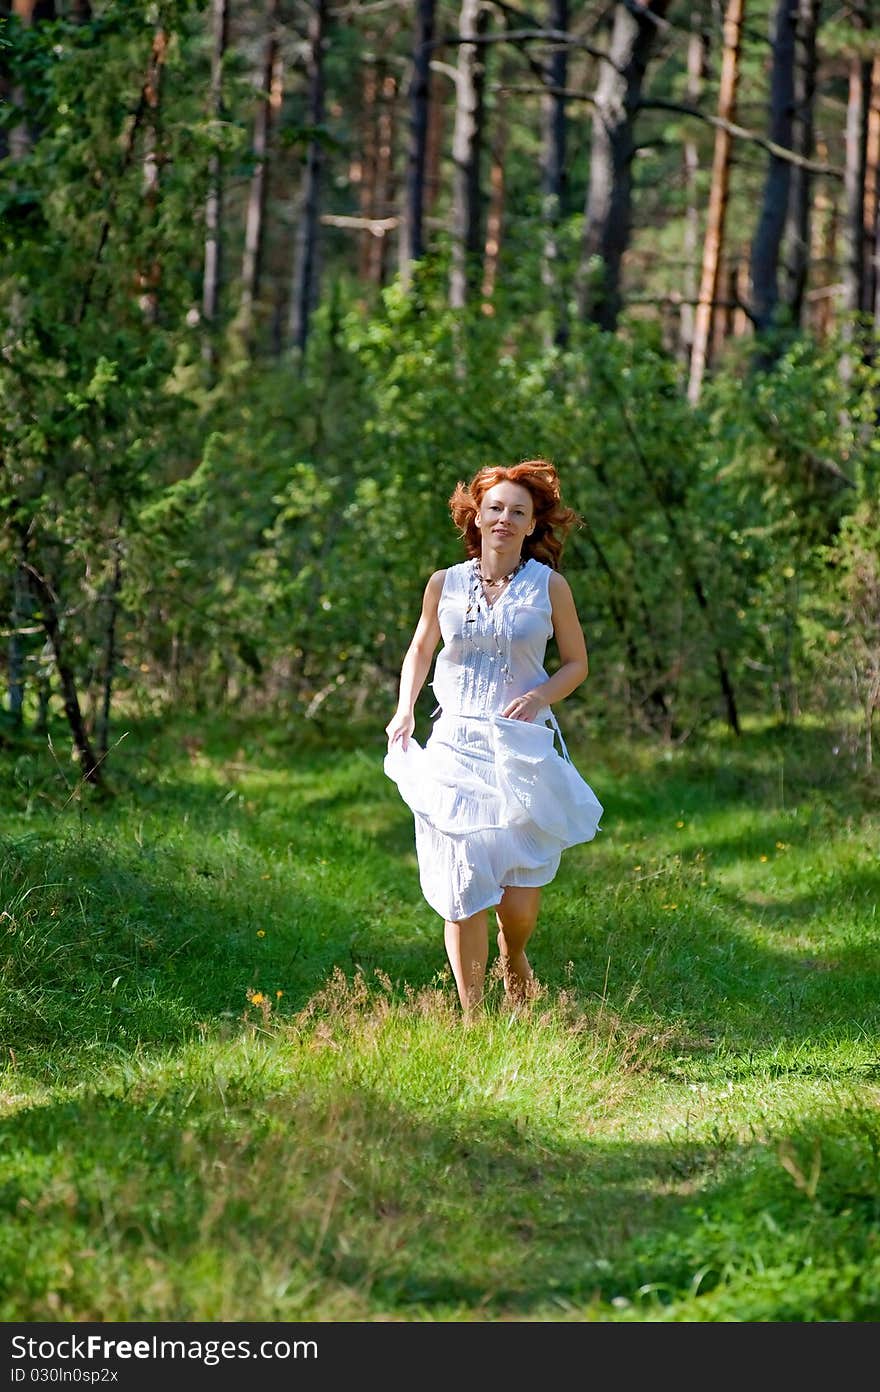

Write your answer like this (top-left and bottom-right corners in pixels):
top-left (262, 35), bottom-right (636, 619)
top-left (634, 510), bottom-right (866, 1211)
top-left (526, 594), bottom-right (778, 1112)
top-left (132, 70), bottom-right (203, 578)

top-left (384, 558), bottom-right (603, 922)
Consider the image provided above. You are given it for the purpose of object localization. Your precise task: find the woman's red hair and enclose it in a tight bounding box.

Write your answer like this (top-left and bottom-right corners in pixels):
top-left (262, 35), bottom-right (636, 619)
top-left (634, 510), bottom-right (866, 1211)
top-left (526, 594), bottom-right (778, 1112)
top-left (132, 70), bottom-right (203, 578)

top-left (449, 460), bottom-right (580, 570)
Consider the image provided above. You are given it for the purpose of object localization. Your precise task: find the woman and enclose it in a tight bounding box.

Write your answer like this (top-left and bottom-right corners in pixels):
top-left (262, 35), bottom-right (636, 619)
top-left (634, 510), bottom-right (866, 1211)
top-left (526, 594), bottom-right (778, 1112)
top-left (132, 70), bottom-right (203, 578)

top-left (384, 460), bottom-right (602, 1017)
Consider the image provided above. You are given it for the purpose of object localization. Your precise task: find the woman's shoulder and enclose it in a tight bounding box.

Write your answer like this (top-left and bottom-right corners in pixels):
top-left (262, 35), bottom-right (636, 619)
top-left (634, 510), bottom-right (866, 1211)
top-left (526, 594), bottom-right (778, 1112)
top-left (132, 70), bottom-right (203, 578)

top-left (526, 560), bottom-right (572, 602)
top-left (526, 557), bottom-right (557, 585)
top-left (546, 567), bottom-right (574, 595)
top-left (423, 568), bottom-right (447, 596)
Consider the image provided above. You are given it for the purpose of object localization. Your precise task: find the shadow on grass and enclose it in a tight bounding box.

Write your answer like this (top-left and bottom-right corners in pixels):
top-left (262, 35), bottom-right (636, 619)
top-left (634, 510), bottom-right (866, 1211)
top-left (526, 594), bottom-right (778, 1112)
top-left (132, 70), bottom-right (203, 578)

top-left (1, 1070), bottom-right (878, 1321)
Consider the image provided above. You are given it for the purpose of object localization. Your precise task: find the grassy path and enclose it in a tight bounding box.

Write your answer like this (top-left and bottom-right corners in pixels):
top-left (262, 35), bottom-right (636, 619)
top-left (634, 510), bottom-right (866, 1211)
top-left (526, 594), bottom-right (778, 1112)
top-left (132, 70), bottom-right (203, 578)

top-left (0, 714), bottom-right (878, 1321)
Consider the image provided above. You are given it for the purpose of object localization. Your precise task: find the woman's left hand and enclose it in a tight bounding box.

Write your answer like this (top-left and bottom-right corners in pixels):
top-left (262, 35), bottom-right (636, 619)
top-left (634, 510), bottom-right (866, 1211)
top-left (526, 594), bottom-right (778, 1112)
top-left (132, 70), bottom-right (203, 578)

top-left (501, 690), bottom-right (544, 722)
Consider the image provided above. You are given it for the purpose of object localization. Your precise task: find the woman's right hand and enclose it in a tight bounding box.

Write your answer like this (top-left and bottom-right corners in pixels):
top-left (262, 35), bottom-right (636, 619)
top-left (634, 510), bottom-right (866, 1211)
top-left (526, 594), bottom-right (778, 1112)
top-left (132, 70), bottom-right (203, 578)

top-left (385, 710), bottom-right (415, 751)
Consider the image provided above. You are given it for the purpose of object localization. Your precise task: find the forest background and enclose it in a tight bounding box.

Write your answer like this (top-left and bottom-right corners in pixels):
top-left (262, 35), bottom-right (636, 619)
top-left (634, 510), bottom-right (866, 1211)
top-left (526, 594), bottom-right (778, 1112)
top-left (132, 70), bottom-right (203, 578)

top-left (0, 0), bottom-right (879, 1327)
top-left (2, 0), bottom-right (879, 768)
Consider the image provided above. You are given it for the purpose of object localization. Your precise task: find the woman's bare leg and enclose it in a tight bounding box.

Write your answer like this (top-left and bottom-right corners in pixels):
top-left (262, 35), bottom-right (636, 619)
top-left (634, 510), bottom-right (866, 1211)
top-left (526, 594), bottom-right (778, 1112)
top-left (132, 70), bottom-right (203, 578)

top-left (444, 910), bottom-right (489, 1016)
top-left (496, 886), bottom-right (541, 1003)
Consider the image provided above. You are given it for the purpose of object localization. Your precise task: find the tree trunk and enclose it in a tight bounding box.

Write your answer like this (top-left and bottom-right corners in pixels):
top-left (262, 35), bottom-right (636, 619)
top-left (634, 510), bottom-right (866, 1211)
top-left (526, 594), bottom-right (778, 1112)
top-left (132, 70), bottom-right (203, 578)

top-left (576, 0), bottom-right (671, 332)
top-left (366, 70), bottom-right (398, 287)
top-left (356, 62), bottom-right (379, 282)
top-left (842, 43), bottom-right (871, 321)
top-left (288, 0), bottom-right (328, 359)
top-left (425, 69), bottom-right (446, 216)
top-left (400, 0), bottom-right (435, 284)
top-left (481, 83), bottom-right (508, 310)
top-left (679, 5), bottom-right (707, 365)
top-left (687, 0), bottom-right (744, 405)
top-left (864, 54), bottom-right (880, 328)
top-left (780, 0), bottom-right (822, 328)
top-left (808, 136), bottom-right (837, 339)
top-left (202, 0), bottom-right (229, 374)
top-left (24, 563), bottom-right (104, 788)
top-left (540, 0), bottom-right (569, 347)
top-left (750, 0), bottom-right (798, 340)
top-left (240, 0), bottom-right (281, 348)
top-left (138, 26), bottom-right (167, 324)
top-left (449, 0), bottom-right (491, 310)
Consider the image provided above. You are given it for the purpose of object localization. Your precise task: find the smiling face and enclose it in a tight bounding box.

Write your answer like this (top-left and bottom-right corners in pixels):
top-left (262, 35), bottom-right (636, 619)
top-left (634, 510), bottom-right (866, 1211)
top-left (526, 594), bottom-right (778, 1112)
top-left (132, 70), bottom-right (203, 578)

top-left (475, 481), bottom-right (535, 553)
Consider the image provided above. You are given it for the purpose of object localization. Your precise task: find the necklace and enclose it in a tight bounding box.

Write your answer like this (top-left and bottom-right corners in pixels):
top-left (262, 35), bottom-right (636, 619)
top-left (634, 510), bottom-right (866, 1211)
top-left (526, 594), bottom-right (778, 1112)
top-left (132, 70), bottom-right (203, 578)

top-left (464, 558), bottom-right (527, 683)
top-left (475, 558), bottom-right (525, 589)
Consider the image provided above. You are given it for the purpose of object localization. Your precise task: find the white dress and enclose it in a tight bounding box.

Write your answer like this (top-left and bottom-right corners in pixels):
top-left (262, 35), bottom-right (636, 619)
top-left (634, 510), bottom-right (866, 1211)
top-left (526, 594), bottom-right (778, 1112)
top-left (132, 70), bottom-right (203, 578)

top-left (384, 557), bottom-right (603, 922)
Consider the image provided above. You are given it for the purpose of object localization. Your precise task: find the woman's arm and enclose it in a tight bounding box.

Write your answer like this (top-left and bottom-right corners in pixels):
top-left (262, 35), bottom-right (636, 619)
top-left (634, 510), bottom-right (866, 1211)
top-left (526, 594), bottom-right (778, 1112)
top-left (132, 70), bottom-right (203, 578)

top-left (502, 571), bottom-right (589, 721)
top-left (385, 570), bottom-right (445, 749)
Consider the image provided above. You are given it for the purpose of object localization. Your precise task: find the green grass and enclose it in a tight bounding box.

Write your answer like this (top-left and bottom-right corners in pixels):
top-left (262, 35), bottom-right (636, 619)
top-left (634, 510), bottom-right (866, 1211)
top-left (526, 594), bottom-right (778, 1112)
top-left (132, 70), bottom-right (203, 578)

top-left (0, 711), bottom-right (878, 1321)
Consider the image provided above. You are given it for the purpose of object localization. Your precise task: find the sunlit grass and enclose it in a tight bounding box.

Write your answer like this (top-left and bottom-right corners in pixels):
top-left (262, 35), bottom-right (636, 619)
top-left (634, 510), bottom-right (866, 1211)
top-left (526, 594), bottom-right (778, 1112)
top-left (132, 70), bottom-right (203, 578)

top-left (0, 712), bottom-right (878, 1321)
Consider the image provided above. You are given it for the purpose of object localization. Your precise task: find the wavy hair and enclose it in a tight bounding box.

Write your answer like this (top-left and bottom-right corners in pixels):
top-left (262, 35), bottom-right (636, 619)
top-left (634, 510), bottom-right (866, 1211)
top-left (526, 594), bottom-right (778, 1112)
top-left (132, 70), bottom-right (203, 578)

top-left (448, 460), bottom-right (580, 570)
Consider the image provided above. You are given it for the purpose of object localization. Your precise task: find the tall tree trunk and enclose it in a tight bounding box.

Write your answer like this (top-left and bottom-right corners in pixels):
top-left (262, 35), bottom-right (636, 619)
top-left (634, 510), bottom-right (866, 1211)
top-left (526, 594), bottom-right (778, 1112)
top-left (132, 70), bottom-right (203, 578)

top-left (841, 32), bottom-right (871, 323)
top-left (23, 563), bottom-right (104, 788)
top-left (540, 0), bottom-right (569, 347)
top-left (449, 0), bottom-right (490, 310)
top-left (425, 69), bottom-right (446, 216)
top-left (366, 71), bottom-right (398, 286)
top-left (864, 54), bottom-right (880, 328)
top-left (202, 0), bottom-right (229, 375)
top-left (679, 5), bottom-right (707, 365)
top-left (481, 83), bottom-right (508, 310)
top-left (750, 0), bottom-right (798, 341)
top-left (356, 62), bottom-right (379, 282)
top-left (240, 0), bottom-right (281, 348)
top-left (400, 0), bottom-right (435, 285)
top-left (288, 0), bottom-right (328, 359)
top-left (138, 26), bottom-right (167, 324)
top-left (780, 0), bottom-right (822, 327)
top-left (687, 0), bottom-right (744, 405)
top-left (576, 0), bottom-right (671, 332)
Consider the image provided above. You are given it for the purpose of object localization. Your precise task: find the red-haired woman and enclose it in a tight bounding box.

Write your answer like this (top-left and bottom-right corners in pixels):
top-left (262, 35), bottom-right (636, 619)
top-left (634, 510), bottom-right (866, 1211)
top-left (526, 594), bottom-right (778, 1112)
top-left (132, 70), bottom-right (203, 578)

top-left (385, 460), bottom-right (602, 1017)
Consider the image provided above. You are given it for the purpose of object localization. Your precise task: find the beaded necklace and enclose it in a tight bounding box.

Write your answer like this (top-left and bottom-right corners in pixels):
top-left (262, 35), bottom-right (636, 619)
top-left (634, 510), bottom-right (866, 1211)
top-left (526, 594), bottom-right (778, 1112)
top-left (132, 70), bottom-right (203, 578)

top-left (463, 557), bottom-right (526, 683)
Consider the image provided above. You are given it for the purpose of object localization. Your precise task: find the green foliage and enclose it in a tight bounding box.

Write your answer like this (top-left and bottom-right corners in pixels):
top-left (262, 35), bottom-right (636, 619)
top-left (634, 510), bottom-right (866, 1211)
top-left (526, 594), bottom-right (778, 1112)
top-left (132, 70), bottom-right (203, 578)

top-left (4, 1), bottom-right (879, 768)
top-left (1, 1), bottom-right (207, 750)
top-left (112, 281), bottom-right (879, 752)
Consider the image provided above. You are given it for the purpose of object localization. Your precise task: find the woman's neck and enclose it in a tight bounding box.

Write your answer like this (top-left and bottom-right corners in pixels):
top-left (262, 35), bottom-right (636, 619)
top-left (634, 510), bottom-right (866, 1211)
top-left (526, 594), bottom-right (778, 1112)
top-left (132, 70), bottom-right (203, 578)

top-left (478, 544), bottom-right (525, 582)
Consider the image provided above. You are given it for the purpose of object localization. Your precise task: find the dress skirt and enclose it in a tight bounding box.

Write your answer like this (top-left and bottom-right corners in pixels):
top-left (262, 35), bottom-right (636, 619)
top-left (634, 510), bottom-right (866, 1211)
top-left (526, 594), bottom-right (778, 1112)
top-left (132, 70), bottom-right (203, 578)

top-left (384, 712), bottom-right (603, 922)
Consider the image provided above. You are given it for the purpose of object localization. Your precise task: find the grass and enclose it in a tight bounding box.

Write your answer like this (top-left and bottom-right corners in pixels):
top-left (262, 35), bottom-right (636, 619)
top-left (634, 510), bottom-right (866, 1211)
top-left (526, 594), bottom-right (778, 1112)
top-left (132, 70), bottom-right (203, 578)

top-left (0, 709), bottom-right (878, 1322)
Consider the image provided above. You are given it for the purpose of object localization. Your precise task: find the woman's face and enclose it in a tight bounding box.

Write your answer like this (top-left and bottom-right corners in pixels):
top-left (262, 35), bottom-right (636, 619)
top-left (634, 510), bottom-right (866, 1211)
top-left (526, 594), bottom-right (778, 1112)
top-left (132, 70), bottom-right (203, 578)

top-left (475, 481), bottom-right (535, 549)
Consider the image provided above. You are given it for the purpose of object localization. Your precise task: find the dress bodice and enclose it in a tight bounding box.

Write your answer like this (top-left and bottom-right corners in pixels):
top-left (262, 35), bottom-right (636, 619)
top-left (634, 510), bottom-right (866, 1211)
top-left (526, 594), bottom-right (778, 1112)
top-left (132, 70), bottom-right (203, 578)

top-left (430, 558), bottom-right (554, 718)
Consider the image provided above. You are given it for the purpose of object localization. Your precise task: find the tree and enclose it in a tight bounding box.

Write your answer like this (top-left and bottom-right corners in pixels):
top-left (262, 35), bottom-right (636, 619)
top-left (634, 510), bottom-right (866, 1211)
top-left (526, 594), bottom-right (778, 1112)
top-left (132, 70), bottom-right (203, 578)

top-left (202, 0), bottom-right (229, 375)
top-left (449, 0), bottom-right (491, 309)
top-left (399, 0), bottom-right (435, 284)
top-left (239, 0), bottom-right (282, 349)
top-left (577, 0), bottom-right (672, 332)
top-left (687, 0), bottom-right (745, 403)
top-left (288, 0), bottom-right (329, 358)
top-left (540, 0), bottom-right (569, 346)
